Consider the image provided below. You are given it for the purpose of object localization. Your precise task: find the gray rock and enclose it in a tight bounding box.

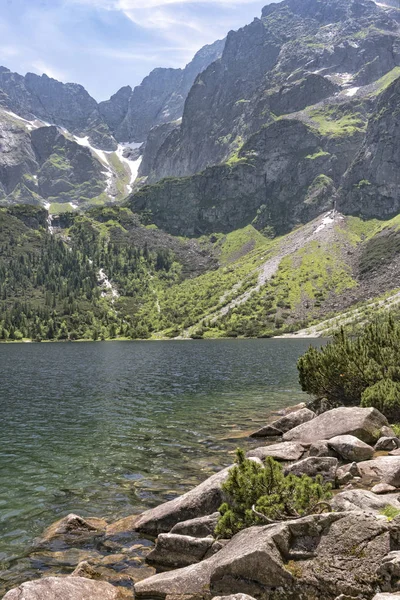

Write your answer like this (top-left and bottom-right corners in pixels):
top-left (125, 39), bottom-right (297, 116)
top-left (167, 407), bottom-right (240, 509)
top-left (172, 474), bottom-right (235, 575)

top-left (309, 440), bottom-right (339, 458)
top-left (283, 407), bottom-right (388, 445)
top-left (284, 456), bottom-right (338, 483)
top-left (146, 533), bottom-right (215, 569)
top-left (132, 467), bottom-right (230, 536)
top-left (376, 437), bottom-right (400, 451)
top-left (247, 441), bottom-right (306, 462)
top-left (36, 513), bottom-right (107, 549)
top-left (250, 408), bottom-right (315, 438)
top-left (332, 489), bottom-right (400, 514)
top-left (358, 457), bottom-right (400, 487)
top-left (171, 513), bottom-right (220, 538)
top-left (328, 435), bottom-right (374, 462)
top-left (212, 596), bottom-right (257, 600)
top-left (381, 426), bottom-right (397, 438)
top-left (3, 576), bottom-right (123, 600)
top-left (390, 449), bottom-right (400, 456)
top-left (371, 483), bottom-right (397, 494)
top-left (372, 594), bottom-right (400, 599)
top-left (135, 511), bottom-right (392, 600)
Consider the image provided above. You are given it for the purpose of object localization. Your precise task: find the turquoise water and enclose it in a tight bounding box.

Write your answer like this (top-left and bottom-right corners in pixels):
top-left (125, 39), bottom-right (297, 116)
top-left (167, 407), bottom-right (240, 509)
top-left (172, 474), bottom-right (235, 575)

top-left (0, 338), bottom-right (319, 591)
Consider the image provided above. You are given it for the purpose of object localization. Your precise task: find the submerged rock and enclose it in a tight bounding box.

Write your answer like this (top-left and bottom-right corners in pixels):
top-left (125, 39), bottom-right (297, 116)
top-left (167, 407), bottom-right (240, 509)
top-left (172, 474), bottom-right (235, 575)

top-left (3, 576), bottom-right (126, 599)
top-left (283, 407), bottom-right (388, 445)
top-left (36, 514), bottom-right (107, 548)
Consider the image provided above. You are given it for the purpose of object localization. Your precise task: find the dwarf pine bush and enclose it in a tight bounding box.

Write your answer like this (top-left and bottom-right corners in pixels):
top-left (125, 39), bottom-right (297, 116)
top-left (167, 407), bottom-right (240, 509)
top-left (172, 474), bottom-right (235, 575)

top-left (215, 449), bottom-right (332, 538)
top-left (297, 314), bottom-right (400, 420)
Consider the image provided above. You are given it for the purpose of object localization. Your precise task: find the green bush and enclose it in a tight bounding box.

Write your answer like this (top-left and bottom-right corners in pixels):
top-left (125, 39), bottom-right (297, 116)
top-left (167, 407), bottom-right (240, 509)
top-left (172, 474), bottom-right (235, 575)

top-left (297, 314), bottom-right (400, 418)
top-left (215, 449), bottom-right (332, 538)
top-left (361, 379), bottom-right (400, 422)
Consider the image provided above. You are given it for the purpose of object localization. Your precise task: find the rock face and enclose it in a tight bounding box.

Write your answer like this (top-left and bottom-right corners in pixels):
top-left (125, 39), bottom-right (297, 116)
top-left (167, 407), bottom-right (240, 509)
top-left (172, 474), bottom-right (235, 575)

top-left (134, 512), bottom-right (394, 600)
top-left (99, 39), bottom-right (225, 144)
top-left (132, 467), bottom-right (230, 536)
top-left (250, 408), bottom-right (315, 438)
top-left (144, 0), bottom-right (400, 183)
top-left (3, 576), bottom-right (124, 600)
top-left (339, 77), bottom-right (400, 221)
top-left (283, 407), bottom-right (388, 445)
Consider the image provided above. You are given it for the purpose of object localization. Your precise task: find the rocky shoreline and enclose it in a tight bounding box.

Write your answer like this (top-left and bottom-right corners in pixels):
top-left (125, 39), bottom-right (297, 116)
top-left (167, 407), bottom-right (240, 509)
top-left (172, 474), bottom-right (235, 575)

top-left (5, 403), bottom-right (400, 600)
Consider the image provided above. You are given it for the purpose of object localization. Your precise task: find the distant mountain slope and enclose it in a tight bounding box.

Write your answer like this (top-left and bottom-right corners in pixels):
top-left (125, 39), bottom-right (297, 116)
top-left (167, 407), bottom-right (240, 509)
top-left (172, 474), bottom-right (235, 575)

top-left (0, 39), bottom-right (225, 209)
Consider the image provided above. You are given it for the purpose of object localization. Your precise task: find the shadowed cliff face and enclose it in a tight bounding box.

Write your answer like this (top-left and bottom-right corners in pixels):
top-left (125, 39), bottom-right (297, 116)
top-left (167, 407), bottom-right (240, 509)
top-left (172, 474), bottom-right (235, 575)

top-left (144, 0), bottom-right (400, 183)
top-left (339, 77), bottom-right (400, 219)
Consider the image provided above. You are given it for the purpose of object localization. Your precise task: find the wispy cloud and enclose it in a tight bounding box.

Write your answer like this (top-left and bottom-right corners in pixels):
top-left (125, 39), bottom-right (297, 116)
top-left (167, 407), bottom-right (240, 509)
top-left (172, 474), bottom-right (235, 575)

top-left (1, 0), bottom-right (267, 99)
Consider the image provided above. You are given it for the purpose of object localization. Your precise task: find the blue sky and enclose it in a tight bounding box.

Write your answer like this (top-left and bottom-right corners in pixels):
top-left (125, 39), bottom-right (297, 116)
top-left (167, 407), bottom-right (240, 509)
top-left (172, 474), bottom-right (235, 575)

top-left (1, 0), bottom-right (269, 101)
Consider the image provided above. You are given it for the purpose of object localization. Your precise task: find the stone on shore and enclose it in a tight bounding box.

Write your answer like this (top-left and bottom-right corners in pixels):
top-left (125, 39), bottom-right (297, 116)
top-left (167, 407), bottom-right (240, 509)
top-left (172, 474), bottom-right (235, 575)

top-left (327, 435), bottom-right (374, 462)
top-left (247, 441), bottom-right (306, 462)
top-left (371, 483), bottom-right (397, 494)
top-left (309, 440), bottom-right (339, 458)
top-left (332, 489), bottom-right (400, 514)
top-left (134, 512), bottom-right (392, 600)
top-left (284, 456), bottom-right (338, 483)
top-left (250, 408), bottom-right (315, 438)
top-left (375, 437), bottom-right (400, 451)
top-left (171, 513), bottom-right (220, 538)
top-left (372, 594), bottom-right (400, 599)
top-left (283, 407), bottom-right (388, 445)
top-left (146, 533), bottom-right (216, 569)
top-left (358, 456), bottom-right (400, 487)
top-left (3, 576), bottom-right (126, 600)
top-left (212, 596), bottom-right (256, 600)
top-left (131, 467), bottom-right (230, 536)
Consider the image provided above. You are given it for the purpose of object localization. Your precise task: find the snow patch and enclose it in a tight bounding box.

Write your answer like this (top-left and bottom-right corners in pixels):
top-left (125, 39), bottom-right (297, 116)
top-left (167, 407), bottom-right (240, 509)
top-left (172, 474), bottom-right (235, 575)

top-left (69, 202), bottom-right (78, 210)
top-left (116, 143), bottom-right (142, 193)
top-left (73, 136), bottom-right (111, 165)
top-left (346, 87), bottom-right (359, 97)
top-left (4, 110), bottom-right (36, 131)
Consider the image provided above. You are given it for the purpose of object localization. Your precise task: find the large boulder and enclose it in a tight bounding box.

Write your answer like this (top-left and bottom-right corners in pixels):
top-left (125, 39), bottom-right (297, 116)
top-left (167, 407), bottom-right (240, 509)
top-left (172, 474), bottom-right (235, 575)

top-left (171, 513), bottom-right (220, 538)
top-left (309, 440), bottom-right (339, 458)
top-left (3, 576), bottom-right (125, 599)
top-left (146, 533), bottom-right (217, 569)
top-left (134, 512), bottom-right (393, 600)
top-left (283, 407), bottom-right (388, 445)
top-left (284, 456), bottom-right (338, 483)
top-left (372, 595), bottom-right (400, 599)
top-left (132, 467), bottom-right (230, 536)
top-left (327, 435), bottom-right (374, 463)
top-left (247, 442), bottom-right (306, 462)
top-left (358, 456), bottom-right (400, 487)
top-left (250, 408), bottom-right (315, 438)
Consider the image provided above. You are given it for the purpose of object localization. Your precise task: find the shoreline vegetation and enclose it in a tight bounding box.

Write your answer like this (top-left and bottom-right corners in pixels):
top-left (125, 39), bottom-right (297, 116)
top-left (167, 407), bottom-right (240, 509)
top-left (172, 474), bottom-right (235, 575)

top-left (5, 315), bottom-right (400, 599)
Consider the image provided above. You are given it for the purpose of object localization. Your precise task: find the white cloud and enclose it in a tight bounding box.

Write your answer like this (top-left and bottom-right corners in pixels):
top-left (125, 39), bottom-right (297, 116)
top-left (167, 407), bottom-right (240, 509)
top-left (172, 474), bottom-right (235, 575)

top-left (30, 60), bottom-right (68, 82)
